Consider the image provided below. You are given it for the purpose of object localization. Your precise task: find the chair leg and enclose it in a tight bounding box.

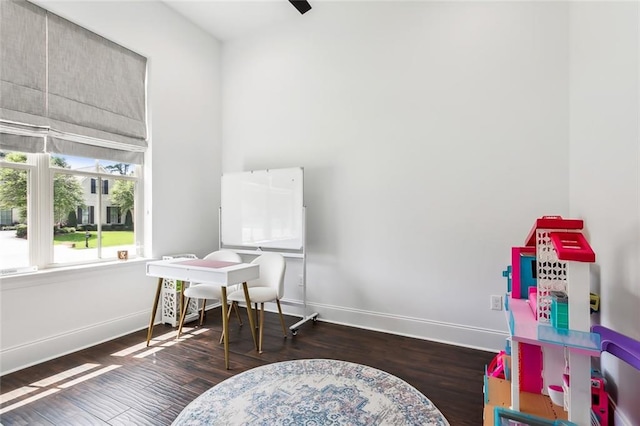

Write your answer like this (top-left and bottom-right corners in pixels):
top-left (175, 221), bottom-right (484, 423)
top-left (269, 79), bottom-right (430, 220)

top-left (254, 303), bottom-right (259, 329)
top-left (177, 297), bottom-right (190, 339)
top-left (259, 303), bottom-right (265, 354)
top-left (199, 299), bottom-right (207, 325)
top-left (219, 302), bottom-right (234, 344)
top-left (227, 302), bottom-right (235, 321)
top-left (233, 301), bottom-right (243, 326)
top-left (276, 299), bottom-right (287, 338)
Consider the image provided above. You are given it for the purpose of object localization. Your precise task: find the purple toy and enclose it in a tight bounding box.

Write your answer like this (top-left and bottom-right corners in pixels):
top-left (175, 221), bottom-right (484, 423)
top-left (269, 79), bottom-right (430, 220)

top-left (591, 325), bottom-right (640, 371)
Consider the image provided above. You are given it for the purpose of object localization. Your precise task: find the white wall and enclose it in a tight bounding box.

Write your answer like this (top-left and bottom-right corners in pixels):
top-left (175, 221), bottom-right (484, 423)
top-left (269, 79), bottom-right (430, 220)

top-left (222, 2), bottom-right (569, 349)
top-left (569, 3), bottom-right (640, 424)
top-left (0, 1), bottom-right (222, 374)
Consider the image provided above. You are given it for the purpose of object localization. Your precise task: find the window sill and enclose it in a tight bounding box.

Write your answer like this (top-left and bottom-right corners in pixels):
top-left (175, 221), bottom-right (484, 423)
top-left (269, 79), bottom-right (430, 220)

top-left (0, 257), bottom-right (152, 290)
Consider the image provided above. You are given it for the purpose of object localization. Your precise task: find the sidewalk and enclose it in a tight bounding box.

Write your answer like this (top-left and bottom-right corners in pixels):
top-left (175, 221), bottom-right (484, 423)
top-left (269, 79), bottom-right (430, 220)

top-left (0, 230), bottom-right (135, 270)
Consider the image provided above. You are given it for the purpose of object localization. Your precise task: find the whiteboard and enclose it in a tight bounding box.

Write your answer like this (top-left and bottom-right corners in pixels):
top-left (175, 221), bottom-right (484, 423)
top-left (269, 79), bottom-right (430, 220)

top-left (221, 167), bottom-right (304, 251)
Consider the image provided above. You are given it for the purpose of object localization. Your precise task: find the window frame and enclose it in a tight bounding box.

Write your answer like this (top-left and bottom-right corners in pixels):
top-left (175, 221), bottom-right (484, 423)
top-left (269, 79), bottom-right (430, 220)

top-left (0, 151), bottom-right (144, 272)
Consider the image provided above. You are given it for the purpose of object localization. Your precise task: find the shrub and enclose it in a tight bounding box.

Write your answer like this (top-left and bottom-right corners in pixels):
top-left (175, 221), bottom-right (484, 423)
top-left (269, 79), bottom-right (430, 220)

top-left (124, 210), bottom-right (133, 226)
top-left (54, 226), bottom-right (74, 235)
top-left (67, 210), bottom-right (78, 228)
top-left (16, 224), bottom-right (27, 238)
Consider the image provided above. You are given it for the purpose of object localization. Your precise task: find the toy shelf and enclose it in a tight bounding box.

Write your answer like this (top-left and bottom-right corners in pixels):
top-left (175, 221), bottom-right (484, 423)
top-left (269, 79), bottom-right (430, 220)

top-left (507, 298), bottom-right (539, 344)
top-left (507, 299), bottom-right (601, 356)
top-left (538, 324), bottom-right (600, 353)
top-left (484, 374), bottom-right (568, 426)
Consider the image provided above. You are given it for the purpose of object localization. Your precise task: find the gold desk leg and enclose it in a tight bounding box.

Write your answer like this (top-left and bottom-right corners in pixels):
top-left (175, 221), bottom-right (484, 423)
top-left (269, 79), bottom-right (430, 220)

top-left (221, 286), bottom-right (230, 370)
top-left (259, 303), bottom-right (265, 354)
top-left (243, 282), bottom-right (258, 351)
top-left (178, 280), bottom-right (185, 320)
top-left (146, 277), bottom-right (163, 346)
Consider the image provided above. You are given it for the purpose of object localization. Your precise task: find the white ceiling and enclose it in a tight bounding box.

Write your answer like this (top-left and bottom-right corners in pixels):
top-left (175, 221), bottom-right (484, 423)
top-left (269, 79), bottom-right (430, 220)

top-left (163, 0), bottom-right (308, 41)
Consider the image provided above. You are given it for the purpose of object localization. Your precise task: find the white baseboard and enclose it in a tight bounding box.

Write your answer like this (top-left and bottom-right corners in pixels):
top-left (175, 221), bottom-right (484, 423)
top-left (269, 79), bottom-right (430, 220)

top-left (0, 310), bottom-right (150, 376)
top-left (304, 301), bottom-right (507, 353)
top-left (249, 298), bottom-right (507, 353)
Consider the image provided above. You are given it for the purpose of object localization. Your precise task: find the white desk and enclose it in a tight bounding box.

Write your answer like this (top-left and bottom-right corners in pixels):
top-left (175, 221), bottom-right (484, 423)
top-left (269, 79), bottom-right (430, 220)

top-left (146, 258), bottom-right (259, 369)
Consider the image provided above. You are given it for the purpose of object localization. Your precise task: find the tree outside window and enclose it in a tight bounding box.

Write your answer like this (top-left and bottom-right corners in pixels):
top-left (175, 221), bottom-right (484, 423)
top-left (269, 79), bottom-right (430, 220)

top-left (0, 154), bottom-right (85, 228)
top-left (52, 157), bottom-right (85, 228)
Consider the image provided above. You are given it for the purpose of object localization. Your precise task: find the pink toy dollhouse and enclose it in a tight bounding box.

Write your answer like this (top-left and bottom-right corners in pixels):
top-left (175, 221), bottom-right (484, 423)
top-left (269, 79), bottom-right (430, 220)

top-left (486, 216), bottom-right (640, 425)
top-left (485, 216), bottom-right (603, 425)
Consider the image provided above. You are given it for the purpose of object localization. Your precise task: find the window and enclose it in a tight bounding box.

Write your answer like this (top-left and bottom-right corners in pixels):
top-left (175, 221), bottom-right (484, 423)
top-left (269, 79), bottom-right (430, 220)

top-left (106, 206), bottom-right (121, 224)
top-left (0, 209), bottom-right (12, 225)
top-left (0, 151), bottom-right (143, 271)
top-left (0, 1), bottom-right (147, 274)
top-left (88, 178), bottom-right (109, 196)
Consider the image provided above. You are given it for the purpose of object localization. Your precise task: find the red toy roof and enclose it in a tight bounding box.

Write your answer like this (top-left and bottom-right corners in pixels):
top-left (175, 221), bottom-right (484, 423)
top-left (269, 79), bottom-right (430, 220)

top-left (524, 215), bottom-right (584, 247)
top-left (549, 232), bottom-right (596, 263)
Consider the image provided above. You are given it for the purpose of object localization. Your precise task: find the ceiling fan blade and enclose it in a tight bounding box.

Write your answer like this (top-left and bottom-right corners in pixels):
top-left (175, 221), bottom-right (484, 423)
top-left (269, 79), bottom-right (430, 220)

top-left (289, 0), bottom-right (312, 15)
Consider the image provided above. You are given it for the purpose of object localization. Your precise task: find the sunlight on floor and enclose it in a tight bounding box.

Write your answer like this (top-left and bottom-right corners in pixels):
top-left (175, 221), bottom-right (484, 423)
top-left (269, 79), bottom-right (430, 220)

top-left (0, 389), bottom-right (61, 414)
top-left (31, 363), bottom-right (100, 387)
top-left (58, 365), bottom-right (121, 389)
top-left (0, 327), bottom-right (209, 415)
top-left (110, 327), bottom-right (209, 359)
top-left (0, 363), bottom-right (120, 415)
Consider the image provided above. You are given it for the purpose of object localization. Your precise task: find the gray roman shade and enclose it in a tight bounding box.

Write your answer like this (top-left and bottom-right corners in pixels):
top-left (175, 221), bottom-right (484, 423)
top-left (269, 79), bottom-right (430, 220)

top-left (0, 1), bottom-right (48, 153)
top-left (0, 0), bottom-right (147, 164)
top-left (0, 131), bottom-right (45, 153)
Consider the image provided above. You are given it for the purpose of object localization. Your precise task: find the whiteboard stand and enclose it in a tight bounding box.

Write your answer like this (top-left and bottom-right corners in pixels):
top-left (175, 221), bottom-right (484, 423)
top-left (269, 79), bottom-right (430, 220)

top-left (218, 167), bottom-right (318, 336)
top-left (289, 206), bottom-right (319, 335)
top-left (219, 207), bottom-right (318, 335)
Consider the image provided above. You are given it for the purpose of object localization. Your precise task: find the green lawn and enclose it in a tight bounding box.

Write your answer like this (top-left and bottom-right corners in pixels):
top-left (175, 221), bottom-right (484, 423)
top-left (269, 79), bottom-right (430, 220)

top-left (54, 231), bottom-right (133, 249)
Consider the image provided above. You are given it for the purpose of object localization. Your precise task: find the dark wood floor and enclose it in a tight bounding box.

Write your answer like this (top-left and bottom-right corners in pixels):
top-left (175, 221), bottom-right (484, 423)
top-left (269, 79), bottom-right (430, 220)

top-left (1, 308), bottom-right (494, 425)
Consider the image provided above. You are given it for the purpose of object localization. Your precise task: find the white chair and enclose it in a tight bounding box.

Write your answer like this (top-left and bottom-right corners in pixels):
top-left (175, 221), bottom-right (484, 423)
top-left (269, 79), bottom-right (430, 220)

top-left (227, 252), bottom-right (287, 353)
top-left (176, 250), bottom-right (243, 338)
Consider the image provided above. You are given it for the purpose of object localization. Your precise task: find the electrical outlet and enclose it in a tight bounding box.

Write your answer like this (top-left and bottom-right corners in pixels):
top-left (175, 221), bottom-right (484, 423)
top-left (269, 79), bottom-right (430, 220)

top-left (490, 295), bottom-right (503, 311)
top-left (298, 275), bottom-right (304, 286)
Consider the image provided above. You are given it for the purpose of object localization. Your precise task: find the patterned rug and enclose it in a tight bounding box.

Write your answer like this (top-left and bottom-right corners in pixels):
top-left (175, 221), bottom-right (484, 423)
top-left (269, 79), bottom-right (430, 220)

top-left (172, 358), bottom-right (449, 425)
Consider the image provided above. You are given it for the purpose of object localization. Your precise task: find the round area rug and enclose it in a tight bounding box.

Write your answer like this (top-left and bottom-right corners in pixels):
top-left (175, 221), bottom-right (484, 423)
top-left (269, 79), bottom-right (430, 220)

top-left (172, 358), bottom-right (449, 425)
